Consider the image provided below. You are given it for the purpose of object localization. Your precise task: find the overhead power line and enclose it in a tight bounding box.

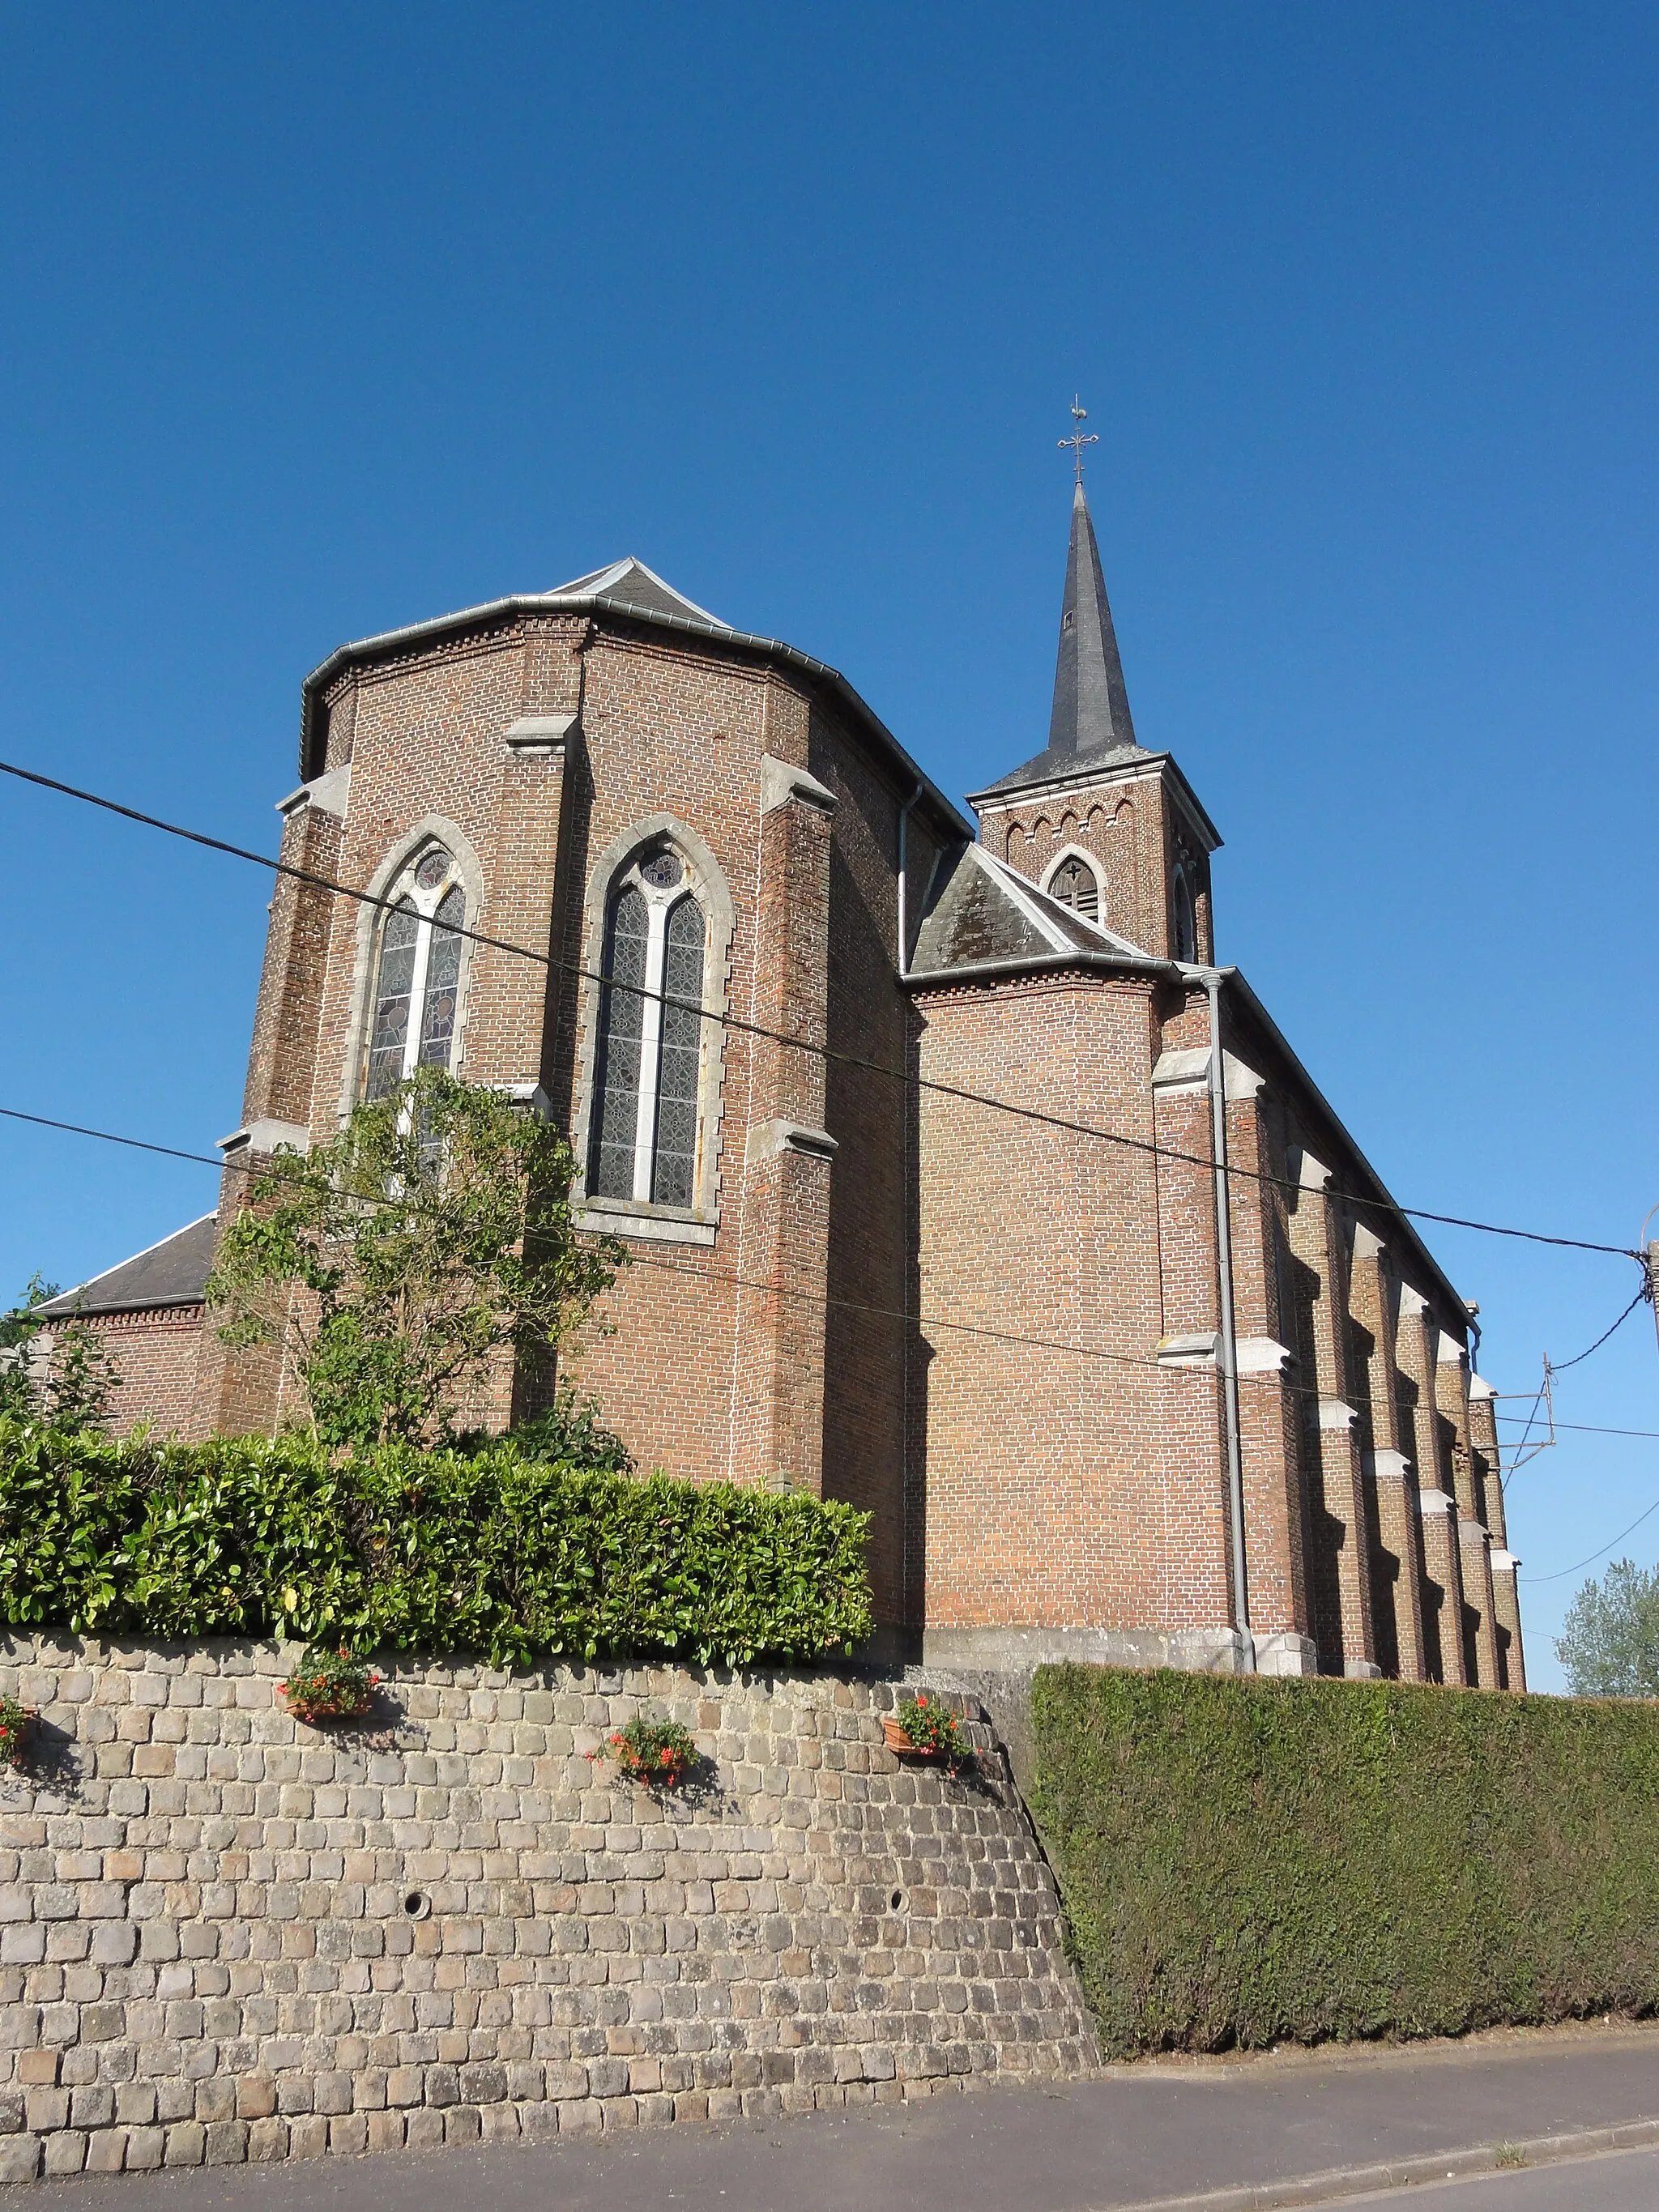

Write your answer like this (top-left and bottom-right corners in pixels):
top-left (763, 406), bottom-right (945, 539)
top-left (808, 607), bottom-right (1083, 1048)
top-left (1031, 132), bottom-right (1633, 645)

top-left (0, 1097), bottom-right (1626, 1466)
top-left (0, 756), bottom-right (1640, 1265)
top-left (0, 1102), bottom-right (1168, 1377)
top-left (7, 1091), bottom-right (1644, 1592)
top-left (1520, 1493), bottom-right (1659, 1585)
top-left (1497, 1417), bottom-right (1659, 1442)
top-left (6, 1085), bottom-right (1648, 1598)
top-left (1547, 1284), bottom-right (1650, 1374)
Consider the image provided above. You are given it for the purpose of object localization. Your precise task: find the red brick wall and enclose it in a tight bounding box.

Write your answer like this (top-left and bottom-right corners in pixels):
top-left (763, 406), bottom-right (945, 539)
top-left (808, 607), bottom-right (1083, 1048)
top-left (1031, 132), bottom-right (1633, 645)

top-left (911, 970), bottom-right (1237, 1635)
top-left (45, 1307), bottom-right (206, 1440)
top-left (154, 591), bottom-right (1523, 1681)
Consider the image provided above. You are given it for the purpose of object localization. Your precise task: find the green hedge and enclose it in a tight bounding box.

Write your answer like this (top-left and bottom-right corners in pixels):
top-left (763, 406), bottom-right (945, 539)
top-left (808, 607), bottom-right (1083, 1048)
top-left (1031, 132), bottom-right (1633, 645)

top-left (0, 1420), bottom-right (872, 1668)
top-left (1030, 1664), bottom-right (1659, 2058)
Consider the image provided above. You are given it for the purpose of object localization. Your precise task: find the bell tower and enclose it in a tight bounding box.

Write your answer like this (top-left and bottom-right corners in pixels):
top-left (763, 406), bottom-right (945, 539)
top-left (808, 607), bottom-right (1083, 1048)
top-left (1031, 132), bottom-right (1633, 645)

top-left (967, 415), bottom-right (1220, 963)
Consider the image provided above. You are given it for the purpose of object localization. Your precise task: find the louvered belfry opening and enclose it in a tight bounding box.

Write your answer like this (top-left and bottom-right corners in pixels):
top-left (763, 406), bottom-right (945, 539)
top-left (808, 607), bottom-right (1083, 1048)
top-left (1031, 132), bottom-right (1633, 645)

top-left (1049, 855), bottom-right (1099, 921)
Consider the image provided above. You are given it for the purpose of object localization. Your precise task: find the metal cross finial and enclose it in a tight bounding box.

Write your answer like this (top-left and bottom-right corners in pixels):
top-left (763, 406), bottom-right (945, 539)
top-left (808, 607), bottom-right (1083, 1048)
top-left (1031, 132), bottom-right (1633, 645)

top-left (1059, 394), bottom-right (1098, 484)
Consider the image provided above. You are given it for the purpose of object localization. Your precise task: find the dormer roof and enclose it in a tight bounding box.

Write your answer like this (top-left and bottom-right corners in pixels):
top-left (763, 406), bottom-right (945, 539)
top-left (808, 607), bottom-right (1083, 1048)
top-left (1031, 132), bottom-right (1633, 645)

top-left (548, 557), bottom-right (731, 630)
top-left (910, 841), bottom-right (1157, 976)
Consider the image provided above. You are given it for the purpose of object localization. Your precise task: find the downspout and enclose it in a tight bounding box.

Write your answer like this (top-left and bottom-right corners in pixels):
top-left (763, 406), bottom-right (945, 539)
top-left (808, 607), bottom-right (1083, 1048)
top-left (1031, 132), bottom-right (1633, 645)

top-left (897, 783), bottom-right (923, 1656)
top-left (1202, 967), bottom-right (1252, 1666)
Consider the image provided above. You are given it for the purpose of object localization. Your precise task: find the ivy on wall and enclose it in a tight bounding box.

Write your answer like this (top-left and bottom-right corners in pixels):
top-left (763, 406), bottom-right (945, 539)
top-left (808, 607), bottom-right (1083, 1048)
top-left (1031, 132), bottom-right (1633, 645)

top-left (0, 1421), bottom-right (872, 1668)
top-left (1030, 1663), bottom-right (1659, 2057)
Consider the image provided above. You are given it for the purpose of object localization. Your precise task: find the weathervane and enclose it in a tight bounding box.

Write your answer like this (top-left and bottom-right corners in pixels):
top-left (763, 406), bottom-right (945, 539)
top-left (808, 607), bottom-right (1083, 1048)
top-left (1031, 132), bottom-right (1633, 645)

top-left (1059, 394), bottom-right (1098, 485)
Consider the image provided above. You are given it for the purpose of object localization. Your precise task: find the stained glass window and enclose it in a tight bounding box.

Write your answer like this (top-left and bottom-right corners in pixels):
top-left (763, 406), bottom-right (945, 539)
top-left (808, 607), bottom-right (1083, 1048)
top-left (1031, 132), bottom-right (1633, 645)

top-left (361, 850), bottom-right (470, 1102)
top-left (365, 901), bottom-right (420, 1099)
top-left (591, 886), bottom-right (650, 1200)
top-left (652, 895), bottom-right (706, 1205)
top-left (419, 887), bottom-right (464, 1068)
top-left (587, 851), bottom-right (709, 1213)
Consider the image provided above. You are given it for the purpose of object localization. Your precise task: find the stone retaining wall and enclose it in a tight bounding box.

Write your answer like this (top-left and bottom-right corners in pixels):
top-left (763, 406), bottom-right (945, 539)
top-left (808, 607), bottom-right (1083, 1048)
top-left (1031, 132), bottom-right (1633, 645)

top-left (0, 1639), bottom-right (1094, 2181)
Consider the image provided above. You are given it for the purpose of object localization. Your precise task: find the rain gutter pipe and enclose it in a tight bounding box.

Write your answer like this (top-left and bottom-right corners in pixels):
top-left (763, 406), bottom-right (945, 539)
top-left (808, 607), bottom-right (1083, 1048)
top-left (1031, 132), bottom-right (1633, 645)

top-left (1196, 965), bottom-right (1252, 1664)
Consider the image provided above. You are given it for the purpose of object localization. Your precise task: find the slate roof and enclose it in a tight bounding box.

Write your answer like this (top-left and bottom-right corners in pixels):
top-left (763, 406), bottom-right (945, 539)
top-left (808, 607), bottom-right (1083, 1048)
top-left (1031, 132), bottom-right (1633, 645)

top-left (37, 1215), bottom-right (217, 1318)
top-left (977, 732), bottom-right (1158, 800)
top-left (974, 482), bottom-right (1157, 799)
top-left (547, 557), bottom-right (731, 630)
top-left (909, 843), bottom-right (1155, 977)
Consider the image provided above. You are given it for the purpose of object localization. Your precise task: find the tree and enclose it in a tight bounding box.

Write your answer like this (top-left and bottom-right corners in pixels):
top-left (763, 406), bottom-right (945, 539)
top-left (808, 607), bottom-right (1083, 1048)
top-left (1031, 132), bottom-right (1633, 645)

top-left (205, 1067), bottom-right (624, 1449)
top-left (0, 1277), bottom-right (123, 1434)
top-left (0, 1276), bottom-right (58, 1421)
top-left (1555, 1558), bottom-right (1659, 1698)
top-left (44, 1320), bottom-right (123, 1434)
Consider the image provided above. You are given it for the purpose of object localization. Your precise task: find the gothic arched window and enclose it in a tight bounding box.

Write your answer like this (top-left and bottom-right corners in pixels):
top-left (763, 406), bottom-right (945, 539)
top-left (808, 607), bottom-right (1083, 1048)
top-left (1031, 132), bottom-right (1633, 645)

top-left (1172, 863), bottom-right (1198, 963)
top-left (363, 846), bottom-right (468, 1100)
top-left (590, 846), bottom-right (709, 1208)
top-left (1046, 853), bottom-right (1102, 923)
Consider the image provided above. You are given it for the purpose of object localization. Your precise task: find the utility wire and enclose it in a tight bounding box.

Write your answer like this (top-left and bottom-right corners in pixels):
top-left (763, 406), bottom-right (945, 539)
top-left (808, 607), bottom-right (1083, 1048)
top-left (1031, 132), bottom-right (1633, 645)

top-left (13, 1097), bottom-right (1654, 1596)
top-left (0, 756), bottom-right (1640, 1265)
top-left (0, 1102), bottom-right (1167, 1376)
top-left (1497, 1418), bottom-right (1659, 1442)
top-left (1520, 1492), bottom-right (1659, 1584)
top-left (1502, 1283), bottom-right (1653, 1491)
top-left (1547, 1283), bottom-right (1650, 1373)
top-left (0, 1094), bottom-right (1618, 1423)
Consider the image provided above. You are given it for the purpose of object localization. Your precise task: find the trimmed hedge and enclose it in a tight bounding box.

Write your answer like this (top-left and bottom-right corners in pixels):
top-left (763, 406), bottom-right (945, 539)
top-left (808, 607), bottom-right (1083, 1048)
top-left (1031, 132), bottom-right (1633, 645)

top-left (1030, 1663), bottom-right (1659, 2058)
top-left (0, 1420), bottom-right (872, 1668)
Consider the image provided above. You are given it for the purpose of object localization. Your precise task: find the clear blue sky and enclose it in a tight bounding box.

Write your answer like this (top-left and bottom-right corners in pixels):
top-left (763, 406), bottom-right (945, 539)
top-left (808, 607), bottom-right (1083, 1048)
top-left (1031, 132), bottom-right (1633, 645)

top-left (2, 6), bottom-right (1654, 1686)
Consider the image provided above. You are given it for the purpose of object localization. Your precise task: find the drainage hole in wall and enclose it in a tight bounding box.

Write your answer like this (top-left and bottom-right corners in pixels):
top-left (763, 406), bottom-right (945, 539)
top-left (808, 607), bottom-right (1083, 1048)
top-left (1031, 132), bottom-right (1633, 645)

top-left (403, 1890), bottom-right (432, 1920)
top-left (889, 1890), bottom-right (906, 1914)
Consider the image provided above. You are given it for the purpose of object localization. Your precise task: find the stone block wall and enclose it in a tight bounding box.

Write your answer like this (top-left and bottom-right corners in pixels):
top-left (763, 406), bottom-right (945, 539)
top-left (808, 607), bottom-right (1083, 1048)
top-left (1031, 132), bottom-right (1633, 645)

top-left (0, 1639), bottom-right (1095, 2182)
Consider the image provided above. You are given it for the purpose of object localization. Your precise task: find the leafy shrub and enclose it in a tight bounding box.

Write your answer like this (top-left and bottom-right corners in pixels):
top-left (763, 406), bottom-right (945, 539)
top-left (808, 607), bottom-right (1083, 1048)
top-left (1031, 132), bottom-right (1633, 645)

top-left (0, 1418), bottom-right (872, 1669)
top-left (590, 1712), bottom-right (698, 1787)
top-left (1030, 1664), bottom-right (1659, 2059)
top-left (499, 1385), bottom-right (633, 1473)
top-left (281, 1643), bottom-right (379, 1724)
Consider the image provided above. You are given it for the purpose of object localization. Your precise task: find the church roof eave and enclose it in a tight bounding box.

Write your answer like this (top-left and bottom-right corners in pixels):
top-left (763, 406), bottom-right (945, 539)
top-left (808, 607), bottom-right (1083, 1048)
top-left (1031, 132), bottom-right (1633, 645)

top-left (1216, 966), bottom-right (1475, 1328)
top-left (903, 946), bottom-right (1177, 990)
top-left (35, 1214), bottom-right (218, 1319)
top-left (298, 587), bottom-right (972, 843)
top-left (965, 747), bottom-right (1224, 853)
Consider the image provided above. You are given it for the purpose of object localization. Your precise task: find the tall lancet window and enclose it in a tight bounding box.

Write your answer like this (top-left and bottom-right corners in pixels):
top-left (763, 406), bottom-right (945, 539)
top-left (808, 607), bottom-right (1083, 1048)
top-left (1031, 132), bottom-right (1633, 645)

top-left (591, 846), bottom-right (709, 1208)
top-left (363, 846), bottom-right (469, 1099)
top-left (1172, 863), bottom-right (1198, 964)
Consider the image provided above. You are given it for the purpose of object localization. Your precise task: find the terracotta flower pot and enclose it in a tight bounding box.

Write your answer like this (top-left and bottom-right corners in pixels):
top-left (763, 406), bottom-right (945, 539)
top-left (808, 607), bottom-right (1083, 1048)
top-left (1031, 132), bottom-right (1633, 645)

top-left (883, 1716), bottom-right (941, 1758)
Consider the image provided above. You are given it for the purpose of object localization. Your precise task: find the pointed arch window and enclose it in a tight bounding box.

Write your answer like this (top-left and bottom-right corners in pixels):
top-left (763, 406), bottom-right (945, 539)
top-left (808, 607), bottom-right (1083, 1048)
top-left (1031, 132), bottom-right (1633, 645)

top-left (1047, 853), bottom-right (1101, 923)
top-left (1172, 863), bottom-right (1197, 964)
top-left (363, 846), bottom-right (469, 1100)
top-left (591, 846), bottom-right (709, 1208)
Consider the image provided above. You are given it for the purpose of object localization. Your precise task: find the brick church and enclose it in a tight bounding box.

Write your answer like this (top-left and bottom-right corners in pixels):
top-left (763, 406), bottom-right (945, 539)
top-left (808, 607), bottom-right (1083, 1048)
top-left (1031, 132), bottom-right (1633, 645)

top-left (45, 480), bottom-right (1525, 1690)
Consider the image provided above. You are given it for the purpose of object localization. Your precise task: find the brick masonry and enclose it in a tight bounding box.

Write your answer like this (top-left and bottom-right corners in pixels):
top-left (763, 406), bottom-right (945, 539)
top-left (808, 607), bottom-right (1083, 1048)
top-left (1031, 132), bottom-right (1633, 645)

top-left (0, 1637), bottom-right (1096, 2183)
top-left (52, 549), bottom-right (1522, 1692)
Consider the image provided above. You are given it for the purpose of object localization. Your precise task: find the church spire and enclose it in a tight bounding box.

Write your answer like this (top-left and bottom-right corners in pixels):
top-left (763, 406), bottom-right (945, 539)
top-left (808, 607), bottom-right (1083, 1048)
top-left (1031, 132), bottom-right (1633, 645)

top-left (1047, 476), bottom-right (1137, 757)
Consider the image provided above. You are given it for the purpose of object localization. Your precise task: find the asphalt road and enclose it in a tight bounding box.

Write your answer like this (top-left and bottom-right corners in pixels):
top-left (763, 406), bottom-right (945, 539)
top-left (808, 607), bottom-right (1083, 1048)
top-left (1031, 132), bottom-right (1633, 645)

top-left (1346, 2144), bottom-right (1659, 2210)
top-left (19, 2025), bottom-right (1659, 2212)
